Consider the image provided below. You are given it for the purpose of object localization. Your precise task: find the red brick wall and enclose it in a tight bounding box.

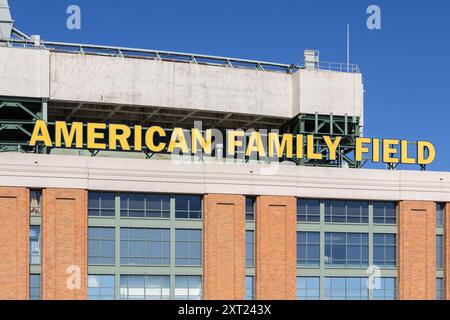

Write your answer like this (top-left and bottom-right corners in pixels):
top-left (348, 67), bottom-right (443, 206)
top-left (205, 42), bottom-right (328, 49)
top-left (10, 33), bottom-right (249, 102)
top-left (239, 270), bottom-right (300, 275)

top-left (203, 194), bottom-right (245, 299)
top-left (42, 188), bottom-right (87, 300)
top-left (445, 203), bottom-right (450, 300)
top-left (255, 196), bottom-right (296, 300)
top-left (398, 201), bottom-right (436, 300)
top-left (0, 187), bottom-right (29, 300)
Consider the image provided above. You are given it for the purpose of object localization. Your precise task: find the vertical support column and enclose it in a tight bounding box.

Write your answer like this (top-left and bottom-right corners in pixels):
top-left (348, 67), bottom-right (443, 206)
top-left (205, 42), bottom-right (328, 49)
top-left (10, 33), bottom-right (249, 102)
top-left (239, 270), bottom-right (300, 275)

top-left (203, 194), bottom-right (245, 300)
top-left (398, 201), bottom-right (436, 300)
top-left (0, 187), bottom-right (29, 300)
top-left (255, 196), bottom-right (296, 300)
top-left (42, 188), bottom-right (87, 300)
top-left (445, 203), bottom-right (450, 300)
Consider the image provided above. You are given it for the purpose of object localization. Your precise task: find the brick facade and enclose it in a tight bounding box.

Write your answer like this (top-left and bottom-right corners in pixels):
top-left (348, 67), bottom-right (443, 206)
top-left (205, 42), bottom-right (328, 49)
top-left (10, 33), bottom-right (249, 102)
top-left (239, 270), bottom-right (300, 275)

top-left (203, 194), bottom-right (246, 299)
top-left (41, 188), bottom-right (87, 300)
top-left (398, 201), bottom-right (436, 300)
top-left (0, 187), bottom-right (29, 300)
top-left (255, 196), bottom-right (296, 300)
top-left (445, 203), bottom-right (450, 300)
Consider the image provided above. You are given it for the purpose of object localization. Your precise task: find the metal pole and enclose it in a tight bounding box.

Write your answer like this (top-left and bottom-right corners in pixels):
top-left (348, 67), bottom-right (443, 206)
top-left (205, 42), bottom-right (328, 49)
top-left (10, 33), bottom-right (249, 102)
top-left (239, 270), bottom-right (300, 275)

top-left (347, 24), bottom-right (350, 72)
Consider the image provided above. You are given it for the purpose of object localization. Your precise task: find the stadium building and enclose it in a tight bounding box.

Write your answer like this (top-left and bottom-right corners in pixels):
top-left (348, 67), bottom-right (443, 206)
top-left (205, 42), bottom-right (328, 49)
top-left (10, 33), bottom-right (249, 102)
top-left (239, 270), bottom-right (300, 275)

top-left (0, 0), bottom-right (449, 300)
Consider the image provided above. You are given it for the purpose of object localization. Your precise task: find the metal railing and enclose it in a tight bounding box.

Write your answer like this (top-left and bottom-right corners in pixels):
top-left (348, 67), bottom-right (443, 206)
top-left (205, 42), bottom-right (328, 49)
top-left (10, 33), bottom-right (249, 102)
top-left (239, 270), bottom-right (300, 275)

top-left (0, 37), bottom-right (360, 74)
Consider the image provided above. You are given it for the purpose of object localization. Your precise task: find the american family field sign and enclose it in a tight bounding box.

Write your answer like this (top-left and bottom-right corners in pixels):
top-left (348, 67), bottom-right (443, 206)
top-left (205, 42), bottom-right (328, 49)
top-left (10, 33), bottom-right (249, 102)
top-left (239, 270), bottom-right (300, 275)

top-left (28, 120), bottom-right (436, 165)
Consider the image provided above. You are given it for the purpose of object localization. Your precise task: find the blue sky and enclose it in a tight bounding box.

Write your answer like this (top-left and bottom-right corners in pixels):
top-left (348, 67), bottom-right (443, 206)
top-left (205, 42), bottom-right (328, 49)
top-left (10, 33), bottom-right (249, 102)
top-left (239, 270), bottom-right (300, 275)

top-left (8, 0), bottom-right (450, 171)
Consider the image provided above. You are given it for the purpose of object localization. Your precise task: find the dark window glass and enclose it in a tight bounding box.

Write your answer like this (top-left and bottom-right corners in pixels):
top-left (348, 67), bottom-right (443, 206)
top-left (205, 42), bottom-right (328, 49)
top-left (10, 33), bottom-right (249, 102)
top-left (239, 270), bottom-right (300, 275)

top-left (30, 226), bottom-right (41, 265)
top-left (175, 275), bottom-right (202, 300)
top-left (297, 232), bottom-right (320, 267)
top-left (325, 277), bottom-right (368, 300)
top-left (120, 228), bottom-right (170, 265)
top-left (373, 202), bottom-right (396, 224)
top-left (325, 232), bottom-right (368, 267)
top-left (120, 275), bottom-right (170, 300)
top-left (88, 192), bottom-right (115, 217)
top-left (88, 275), bottom-right (115, 300)
top-left (324, 200), bottom-right (368, 224)
top-left (88, 227), bottom-right (115, 265)
top-left (437, 278), bottom-right (444, 300)
top-left (373, 234), bottom-right (396, 268)
top-left (175, 229), bottom-right (202, 266)
top-left (437, 235), bottom-right (444, 269)
top-left (120, 193), bottom-right (170, 218)
top-left (175, 195), bottom-right (202, 219)
top-left (297, 277), bottom-right (320, 300)
top-left (30, 190), bottom-right (42, 216)
top-left (436, 203), bottom-right (445, 227)
top-left (29, 274), bottom-right (40, 300)
top-left (297, 199), bottom-right (320, 222)
top-left (373, 278), bottom-right (396, 300)
top-left (246, 197), bottom-right (255, 221)
top-left (246, 231), bottom-right (255, 267)
top-left (245, 276), bottom-right (254, 300)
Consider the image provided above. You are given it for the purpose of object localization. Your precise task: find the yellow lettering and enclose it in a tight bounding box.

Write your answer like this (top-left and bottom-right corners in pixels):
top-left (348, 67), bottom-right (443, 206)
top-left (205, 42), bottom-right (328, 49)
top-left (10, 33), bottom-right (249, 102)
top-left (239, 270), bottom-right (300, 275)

top-left (246, 132), bottom-right (266, 157)
top-left (192, 129), bottom-right (212, 154)
top-left (168, 128), bottom-right (188, 153)
top-left (307, 135), bottom-right (322, 160)
top-left (323, 136), bottom-right (342, 161)
top-left (145, 126), bottom-right (166, 152)
top-left (355, 137), bottom-right (371, 162)
top-left (227, 130), bottom-right (244, 156)
top-left (109, 124), bottom-right (131, 151)
top-left (383, 139), bottom-right (399, 163)
top-left (417, 141), bottom-right (436, 165)
top-left (87, 123), bottom-right (106, 149)
top-left (400, 140), bottom-right (415, 164)
top-left (268, 133), bottom-right (293, 158)
top-left (29, 120), bottom-right (52, 147)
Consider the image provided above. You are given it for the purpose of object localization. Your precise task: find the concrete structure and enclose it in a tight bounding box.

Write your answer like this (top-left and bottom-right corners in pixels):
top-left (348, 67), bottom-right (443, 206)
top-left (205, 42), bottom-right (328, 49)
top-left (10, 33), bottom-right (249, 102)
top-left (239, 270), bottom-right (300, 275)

top-left (0, 19), bottom-right (448, 300)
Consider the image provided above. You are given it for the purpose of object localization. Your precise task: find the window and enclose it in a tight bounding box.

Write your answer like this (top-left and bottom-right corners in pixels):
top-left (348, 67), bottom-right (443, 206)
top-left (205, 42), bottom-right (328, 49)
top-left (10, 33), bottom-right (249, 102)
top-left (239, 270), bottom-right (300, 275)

top-left (175, 275), bottom-right (202, 300)
top-left (88, 275), bottom-right (115, 300)
top-left (437, 203), bottom-right (445, 227)
top-left (29, 274), bottom-right (40, 300)
top-left (325, 277), bottom-right (368, 300)
top-left (373, 278), bottom-right (396, 300)
top-left (297, 199), bottom-right (320, 222)
top-left (30, 190), bottom-right (42, 216)
top-left (120, 193), bottom-right (170, 218)
top-left (245, 276), bottom-right (254, 300)
top-left (30, 226), bottom-right (41, 265)
top-left (437, 278), bottom-right (444, 300)
top-left (325, 232), bottom-right (368, 267)
top-left (297, 277), bottom-right (320, 300)
top-left (88, 227), bottom-right (115, 265)
top-left (324, 200), bottom-right (368, 224)
top-left (88, 192), bottom-right (115, 217)
top-left (246, 197), bottom-right (255, 221)
top-left (120, 275), bottom-right (170, 300)
top-left (373, 202), bottom-right (396, 224)
top-left (175, 195), bottom-right (202, 219)
top-left (120, 228), bottom-right (170, 265)
top-left (246, 231), bottom-right (255, 267)
top-left (437, 235), bottom-right (444, 270)
top-left (373, 234), bottom-right (396, 267)
top-left (297, 232), bottom-right (320, 267)
top-left (175, 229), bottom-right (202, 266)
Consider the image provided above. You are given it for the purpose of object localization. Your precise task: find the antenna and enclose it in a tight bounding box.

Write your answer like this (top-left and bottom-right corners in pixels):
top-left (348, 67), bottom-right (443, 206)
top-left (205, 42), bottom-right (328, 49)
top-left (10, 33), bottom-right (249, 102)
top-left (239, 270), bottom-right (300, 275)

top-left (347, 24), bottom-right (350, 72)
top-left (0, 0), bottom-right (13, 40)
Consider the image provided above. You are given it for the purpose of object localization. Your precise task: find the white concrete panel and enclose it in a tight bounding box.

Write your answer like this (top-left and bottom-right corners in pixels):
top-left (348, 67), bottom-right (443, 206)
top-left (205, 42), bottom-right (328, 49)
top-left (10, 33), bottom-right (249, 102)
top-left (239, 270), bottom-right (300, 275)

top-left (293, 69), bottom-right (364, 124)
top-left (1, 153), bottom-right (450, 202)
top-left (0, 47), bottom-right (49, 98)
top-left (49, 52), bottom-right (292, 118)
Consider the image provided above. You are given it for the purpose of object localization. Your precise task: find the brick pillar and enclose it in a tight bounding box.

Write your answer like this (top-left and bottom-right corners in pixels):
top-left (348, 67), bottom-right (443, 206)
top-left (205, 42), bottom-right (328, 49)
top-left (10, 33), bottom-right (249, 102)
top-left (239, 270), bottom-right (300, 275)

top-left (203, 194), bottom-right (245, 300)
top-left (398, 201), bottom-right (436, 300)
top-left (42, 188), bottom-right (87, 300)
top-left (445, 203), bottom-right (450, 300)
top-left (0, 187), bottom-right (29, 300)
top-left (255, 196), bottom-right (296, 300)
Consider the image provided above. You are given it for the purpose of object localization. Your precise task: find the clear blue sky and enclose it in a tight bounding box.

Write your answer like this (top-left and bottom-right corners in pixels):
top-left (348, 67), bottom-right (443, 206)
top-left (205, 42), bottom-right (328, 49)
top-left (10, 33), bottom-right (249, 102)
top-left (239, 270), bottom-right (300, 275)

top-left (8, 0), bottom-right (450, 171)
